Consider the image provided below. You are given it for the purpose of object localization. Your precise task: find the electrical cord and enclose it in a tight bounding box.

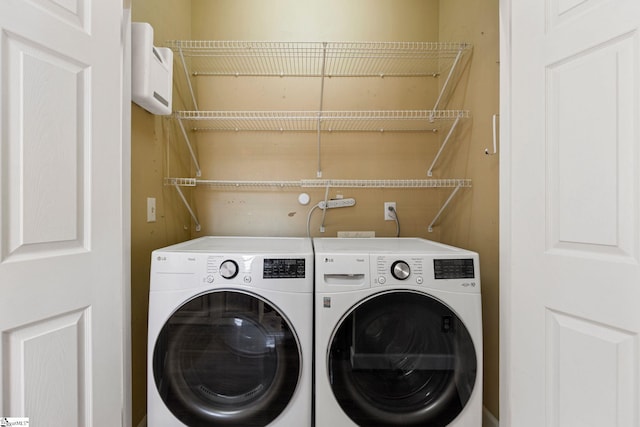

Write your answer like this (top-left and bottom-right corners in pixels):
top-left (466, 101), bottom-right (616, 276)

top-left (388, 205), bottom-right (400, 237)
top-left (307, 194), bottom-right (357, 237)
top-left (306, 203), bottom-right (321, 238)
top-left (319, 184), bottom-right (330, 233)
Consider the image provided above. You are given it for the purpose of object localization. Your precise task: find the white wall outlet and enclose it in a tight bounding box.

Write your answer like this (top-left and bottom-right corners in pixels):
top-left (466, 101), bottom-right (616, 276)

top-left (147, 197), bottom-right (156, 222)
top-left (384, 202), bottom-right (396, 220)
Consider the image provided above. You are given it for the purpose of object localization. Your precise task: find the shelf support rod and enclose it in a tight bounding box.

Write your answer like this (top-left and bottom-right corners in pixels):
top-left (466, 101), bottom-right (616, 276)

top-left (177, 117), bottom-right (202, 177)
top-left (427, 115), bottom-right (461, 176)
top-left (428, 183), bottom-right (462, 232)
top-left (173, 182), bottom-right (201, 232)
top-left (432, 46), bottom-right (464, 111)
top-left (178, 43), bottom-right (199, 111)
top-left (316, 42), bottom-right (328, 178)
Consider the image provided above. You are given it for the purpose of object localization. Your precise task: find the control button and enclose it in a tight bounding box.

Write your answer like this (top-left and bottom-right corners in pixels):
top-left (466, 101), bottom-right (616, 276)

top-left (243, 275), bottom-right (252, 284)
top-left (219, 260), bottom-right (239, 279)
top-left (416, 276), bottom-right (423, 285)
top-left (391, 260), bottom-right (410, 280)
top-left (378, 276), bottom-right (386, 285)
top-left (206, 275), bottom-right (214, 283)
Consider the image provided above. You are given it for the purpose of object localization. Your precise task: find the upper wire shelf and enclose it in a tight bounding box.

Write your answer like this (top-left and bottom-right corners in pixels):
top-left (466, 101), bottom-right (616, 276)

top-left (176, 110), bottom-right (469, 133)
top-left (165, 40), bottom-right (472, 78)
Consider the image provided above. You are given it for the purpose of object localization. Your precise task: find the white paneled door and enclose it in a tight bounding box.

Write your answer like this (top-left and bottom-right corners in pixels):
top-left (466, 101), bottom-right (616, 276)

top-left (503, 0), bottom-right (640, 426)
top-left (0, 0), bottom-right (127, 426)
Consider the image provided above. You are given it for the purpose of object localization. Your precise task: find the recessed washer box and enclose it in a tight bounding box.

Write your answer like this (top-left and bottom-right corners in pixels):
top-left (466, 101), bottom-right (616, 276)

top-left (132, 22), bottom-right (173, 115)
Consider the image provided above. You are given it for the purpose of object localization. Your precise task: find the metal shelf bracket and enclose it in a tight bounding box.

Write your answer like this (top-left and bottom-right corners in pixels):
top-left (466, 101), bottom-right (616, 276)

top-left (428, 183), bottom-right (463, 232)
top-left (427, 115), bottom-right (461, 176)
top-left (177, 116), bottom-right (202, 177)
top-left (432, 45), bottom-right (466, 111)
top-left (173, 182), bottom-right (201, 232)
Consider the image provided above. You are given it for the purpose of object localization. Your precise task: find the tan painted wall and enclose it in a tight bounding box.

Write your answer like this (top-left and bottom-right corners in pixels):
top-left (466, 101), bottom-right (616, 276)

top-left (189, 0), bottom-right (448, 240)
top-left (439, 0), bottom-right (500, 418)
top-left (130, 1), bottom-right (192, 425)
top-left (192, 0), bottom-right (441, 42)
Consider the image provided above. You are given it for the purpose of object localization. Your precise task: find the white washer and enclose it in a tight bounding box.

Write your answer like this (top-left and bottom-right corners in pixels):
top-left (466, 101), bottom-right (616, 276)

top-left (314, 238), bottom-right (482, 427)
top-left (148, 236), bottom-right (313, 427)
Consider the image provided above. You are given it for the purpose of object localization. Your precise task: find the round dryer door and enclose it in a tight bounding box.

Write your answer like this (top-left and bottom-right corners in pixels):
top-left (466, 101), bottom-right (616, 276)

top-left (328, 290), bottom-right (477, 427)
top-left (153, 290), bottom-right (301, 426)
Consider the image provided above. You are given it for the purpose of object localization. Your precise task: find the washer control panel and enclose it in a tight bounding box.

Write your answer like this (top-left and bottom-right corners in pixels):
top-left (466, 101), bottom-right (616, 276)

top-left (203, 255), bottom-right (307, 286)
top-left (151, 238), bottom-right (313, 293)
top-left (263, 258), bottom-right (306, 279)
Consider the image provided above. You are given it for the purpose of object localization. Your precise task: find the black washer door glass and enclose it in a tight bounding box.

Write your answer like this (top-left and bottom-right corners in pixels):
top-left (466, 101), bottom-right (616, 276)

top-left (328, 291), bottom-right (476, 427)
top-left (153, 290), bottom-right (301, 426)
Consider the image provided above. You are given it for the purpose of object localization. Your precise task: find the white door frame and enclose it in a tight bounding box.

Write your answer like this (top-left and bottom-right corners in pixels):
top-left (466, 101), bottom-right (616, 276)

top-left (499, 0), bottom-right (513, 424)
top-left (122, 4), bottom-right (133, 427)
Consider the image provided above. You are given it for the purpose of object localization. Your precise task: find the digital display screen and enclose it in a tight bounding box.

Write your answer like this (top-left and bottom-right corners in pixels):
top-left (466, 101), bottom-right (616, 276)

top-left (263, 258), bottom-right (306, 279)
top-left (434, 258), bottom-right (475, 280)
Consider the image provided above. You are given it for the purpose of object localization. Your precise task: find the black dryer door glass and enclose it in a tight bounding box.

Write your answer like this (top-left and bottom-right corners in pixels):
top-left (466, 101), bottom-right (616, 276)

top-left (153, 290), bottom-right (301, 426)
top-left (328, 291), bottom-right (477, 427)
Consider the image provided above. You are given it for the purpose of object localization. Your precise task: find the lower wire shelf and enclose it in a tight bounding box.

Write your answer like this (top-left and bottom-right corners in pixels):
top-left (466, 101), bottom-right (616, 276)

top-left (165, 177), bottom-right (471, 188)
top-left (165, 177), bottom-right (471, 233)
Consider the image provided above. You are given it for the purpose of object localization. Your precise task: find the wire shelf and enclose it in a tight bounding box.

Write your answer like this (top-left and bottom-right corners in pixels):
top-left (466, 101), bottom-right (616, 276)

top-left (176, 110), bottom-right (470, 133)
top-left (301, 179), bottom-right (472, 188)
top-left (165, 40), bottom-right (472, 77)
top-left (165, 177), bottom-right (471, 189)
top-left (165, 40), bottom-right (473, 232)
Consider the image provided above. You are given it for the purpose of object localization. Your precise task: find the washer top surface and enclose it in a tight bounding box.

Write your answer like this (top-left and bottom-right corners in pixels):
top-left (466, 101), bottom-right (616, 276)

top-left (313, 237), bottom-right (473, 255)
top-left (157, 236), bottom-right (313, 255)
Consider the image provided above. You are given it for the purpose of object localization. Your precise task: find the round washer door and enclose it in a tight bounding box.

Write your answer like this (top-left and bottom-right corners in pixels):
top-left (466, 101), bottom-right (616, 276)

top-left (328, 290), bottom-right (477, 427)
top-left (153, 290), bottom-right (301, 426)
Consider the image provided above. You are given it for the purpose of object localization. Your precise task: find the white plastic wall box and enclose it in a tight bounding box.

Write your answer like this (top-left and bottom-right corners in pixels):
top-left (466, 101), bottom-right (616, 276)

top-left (132, 22), bottom-right (173, 115)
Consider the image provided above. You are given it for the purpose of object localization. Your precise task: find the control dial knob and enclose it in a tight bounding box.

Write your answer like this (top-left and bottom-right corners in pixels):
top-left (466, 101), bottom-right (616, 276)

top-left (391, 260), bottom-right (411, 280)
top-left (219, 260), bottom-right (239, 279)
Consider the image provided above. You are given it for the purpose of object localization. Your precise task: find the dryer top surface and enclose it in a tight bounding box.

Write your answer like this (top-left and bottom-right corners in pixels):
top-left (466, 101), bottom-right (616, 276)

top-left (313, 237), bottom-right (476, 256)
top-left (156, 236), bottom-right (313, 255)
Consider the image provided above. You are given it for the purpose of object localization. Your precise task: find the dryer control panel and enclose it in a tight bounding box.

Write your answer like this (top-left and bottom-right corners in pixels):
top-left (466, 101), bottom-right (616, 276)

top-left (373, 255), bottom-right (478, 291)
top-left (375, 256), bottom-right (425, 285)
top-left (433, 258), bottom-right (475, 280)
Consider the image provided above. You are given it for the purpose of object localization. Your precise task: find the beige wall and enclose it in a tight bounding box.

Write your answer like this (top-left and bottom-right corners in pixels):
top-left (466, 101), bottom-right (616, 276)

top-left (130, 1), bottom-right (192, 425)
top-left (439, 0), bottom-right (500, 418)
top-left (189, 0), bottom-right (447, 240)
top-left (192, 0), bottom-right (441, 41)
top-left (131, 0), bottom-right (500, 423)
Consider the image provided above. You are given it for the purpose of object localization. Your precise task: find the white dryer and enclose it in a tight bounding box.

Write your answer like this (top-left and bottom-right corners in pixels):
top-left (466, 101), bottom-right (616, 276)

top-left (314, 238), bottom-right (482, 427)
top-left (148, 236), bottom-right (313, 427)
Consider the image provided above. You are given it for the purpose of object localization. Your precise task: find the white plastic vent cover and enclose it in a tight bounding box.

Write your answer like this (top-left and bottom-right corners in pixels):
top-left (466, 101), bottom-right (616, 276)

top-left (132, 22), bottom-right (173, 115)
